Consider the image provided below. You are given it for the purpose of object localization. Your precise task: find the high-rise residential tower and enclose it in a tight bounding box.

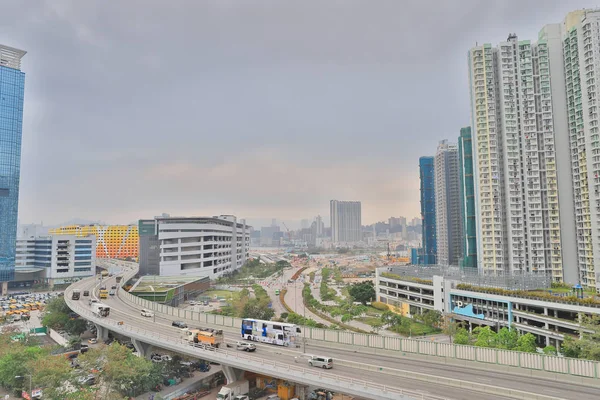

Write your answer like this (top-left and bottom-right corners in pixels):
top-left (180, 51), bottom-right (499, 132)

top-left (561, 10), bottom-right (600, 289)
top-left (330, 200), bottom-right (362, 243)
top-left (458, 127), bottom-right (478, 269)
top-left (419, 157), bottom-right (436, 264)
top-left (0, 45), bottom-right (26, 294)
top-left (434, 140), bottom-right (463, 265)
top-left (468, 34), bottom-right (565, 280)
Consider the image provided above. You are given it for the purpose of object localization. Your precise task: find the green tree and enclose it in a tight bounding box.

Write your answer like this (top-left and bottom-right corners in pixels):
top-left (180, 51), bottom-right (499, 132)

top-left (496, 327), bottom-right (519, 350)
top-left (516, 333), bottom-right (537, 353)
top-left (348, 281), bottom-right (375, 305)
top-left (442, 316), bottom-right (460, 344)
top-left (241, 299), bottom-right (275, 320)
top-left (561, 336), bottom-right (582, 358)
top-left (78, 343), bottom-right (162, 398)
top-left (341, 314), bottom-right (353, 323)
top-left (453, 328), bottom-right (471, 345)
top-left (421, 310), bottom-right (442, 328)
top-left (41, 297), bottom-right (87, 337)
top-left (473, 326), bottom-right (497, 348)
top-left (543, 345), bottom-right (557, 356)
top-left (381, 310), bottom-right (402, 328)
top-left (578, 315), bottom-right (600, 361)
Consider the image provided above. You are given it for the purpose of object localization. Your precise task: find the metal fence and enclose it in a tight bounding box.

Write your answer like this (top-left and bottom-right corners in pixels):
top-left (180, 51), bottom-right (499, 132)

top-left (386, 266), bottom-right (551, 290)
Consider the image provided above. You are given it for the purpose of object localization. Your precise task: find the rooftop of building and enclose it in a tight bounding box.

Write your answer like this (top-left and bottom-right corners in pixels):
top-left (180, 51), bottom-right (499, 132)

top-left (129, 275), bottom-right (209, 293)
top-left (0, 45), bottom-right (26, 70)
top-left (378, 266), bottom-right (600, 308)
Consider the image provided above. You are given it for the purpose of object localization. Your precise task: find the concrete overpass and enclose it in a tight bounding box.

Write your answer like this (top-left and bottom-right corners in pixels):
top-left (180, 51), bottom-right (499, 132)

top-left (65, 262), bottom-right (600, 400)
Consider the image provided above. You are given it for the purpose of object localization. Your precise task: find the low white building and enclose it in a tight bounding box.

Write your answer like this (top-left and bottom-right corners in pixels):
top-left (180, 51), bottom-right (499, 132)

top-left (140, 215), bottom-right (250, 280)
top-left (14, 235), bottom-right (96, 286)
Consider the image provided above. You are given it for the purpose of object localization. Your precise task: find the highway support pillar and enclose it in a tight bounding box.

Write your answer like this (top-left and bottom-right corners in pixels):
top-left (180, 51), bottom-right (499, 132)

top-left (131, 339), bottom-right (153, 358)
top-left (95, 325), bottom-right (109, 341)
top-left (222, 365), bottom-right (244, 384)
top-left (0, 281), bottom-right (6, 296)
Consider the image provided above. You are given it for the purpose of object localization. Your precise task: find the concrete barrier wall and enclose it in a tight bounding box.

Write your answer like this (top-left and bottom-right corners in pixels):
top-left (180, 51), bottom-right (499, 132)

top-left (48, 328), bottom-right (67, 346)
top-left (116, 267), bottom-right (600, 380)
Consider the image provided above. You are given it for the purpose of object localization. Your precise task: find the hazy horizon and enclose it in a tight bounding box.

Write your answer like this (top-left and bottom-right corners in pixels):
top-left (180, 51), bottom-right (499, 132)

top-left (4, 1), bottom-right (597, 226)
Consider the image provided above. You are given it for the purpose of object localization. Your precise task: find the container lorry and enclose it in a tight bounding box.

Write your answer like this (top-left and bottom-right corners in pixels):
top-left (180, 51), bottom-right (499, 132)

top-left (216, 380), bottom-right (249, 400)
top-left (183, 327), bottom-right (224, 348)
top-left (91, 303), bottom-right (110, 317)
top-left (71, 289), bottom-right (81, 300)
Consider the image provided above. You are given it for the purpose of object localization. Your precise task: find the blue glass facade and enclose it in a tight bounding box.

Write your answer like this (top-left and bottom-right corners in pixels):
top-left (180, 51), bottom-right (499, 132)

top-left (419, 156), bottom-right (436, 265)
top-left (0, 60), bottom-right (26, 283)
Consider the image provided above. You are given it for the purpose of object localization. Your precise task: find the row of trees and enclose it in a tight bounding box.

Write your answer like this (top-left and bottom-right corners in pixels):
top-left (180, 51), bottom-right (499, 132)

top-left (0, 328), bottom-right (163, 399)
top-left (217, 258), bottom-right (290, 283)
top-left (319, 268), bottom-right (336, 301)
top-left (561, 316), bottom-right (600, 360)
top-left (453, 326), bottom-right (538, 353)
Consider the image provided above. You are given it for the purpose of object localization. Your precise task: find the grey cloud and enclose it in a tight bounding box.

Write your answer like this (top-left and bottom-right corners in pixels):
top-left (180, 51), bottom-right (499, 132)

top-left (3, 0), bottom-right (597, 225)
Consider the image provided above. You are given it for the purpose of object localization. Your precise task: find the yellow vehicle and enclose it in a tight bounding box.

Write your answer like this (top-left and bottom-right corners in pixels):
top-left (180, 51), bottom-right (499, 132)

top-left (101, 270), bottom-right (109, 278)
top-left (99, 290), bottom-right (108, 299)
top-left (183, 327), bottom-right (224, 348)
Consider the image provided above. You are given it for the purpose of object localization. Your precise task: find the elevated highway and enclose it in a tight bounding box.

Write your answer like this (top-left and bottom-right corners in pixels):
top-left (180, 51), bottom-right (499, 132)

top-left (65, 263), bottom-right (600, 400)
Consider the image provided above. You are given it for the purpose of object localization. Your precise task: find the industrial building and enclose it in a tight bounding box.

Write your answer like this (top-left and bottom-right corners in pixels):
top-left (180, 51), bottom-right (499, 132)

top-left (13, 235), bottom-right (96, 287)
top-left (138, 215), bottom-right (250, 280)
top-left (376, 266), bottom-right (600, 350)
top-left (49, 224), bottom-right (139, 260)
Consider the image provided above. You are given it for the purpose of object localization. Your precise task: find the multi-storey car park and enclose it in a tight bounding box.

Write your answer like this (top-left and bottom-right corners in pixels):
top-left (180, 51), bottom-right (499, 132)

top-left (376, 266), bottom-right (600, 351)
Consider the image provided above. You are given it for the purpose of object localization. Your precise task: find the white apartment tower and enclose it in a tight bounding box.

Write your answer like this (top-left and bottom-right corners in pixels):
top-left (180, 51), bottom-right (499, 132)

top-left (330, 200), bottom-right (362, 243)
top-left (468, 34), bottom-right (565, 280)
top-left (434, 140), bottom-right (463, 265)
top-left (562, 10), bottom-right (600, 289)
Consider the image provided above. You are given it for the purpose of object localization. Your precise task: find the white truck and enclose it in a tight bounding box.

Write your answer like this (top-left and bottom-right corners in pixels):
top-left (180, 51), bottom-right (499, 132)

top-left (216, 380), bottom-right (249, 400)
top-left (91, 303), bottom-right (110, 317)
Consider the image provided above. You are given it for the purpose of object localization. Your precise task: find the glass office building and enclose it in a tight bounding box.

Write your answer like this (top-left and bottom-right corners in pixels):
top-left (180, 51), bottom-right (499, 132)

top-left (0, 45), bottom-right (26, 284)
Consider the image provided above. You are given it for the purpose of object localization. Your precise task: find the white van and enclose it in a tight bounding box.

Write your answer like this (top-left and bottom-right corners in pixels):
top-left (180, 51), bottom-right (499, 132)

top-left (140, 309), bottom-right (154, 317)
top-left (308, 356), bottom-right (333, 369)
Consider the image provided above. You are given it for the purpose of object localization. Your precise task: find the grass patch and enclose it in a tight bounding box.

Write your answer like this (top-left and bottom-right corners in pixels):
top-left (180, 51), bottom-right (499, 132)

top-left (389, 320), bottom-right (440, 336)
top-left (356, 317), bottom-right (382, 326)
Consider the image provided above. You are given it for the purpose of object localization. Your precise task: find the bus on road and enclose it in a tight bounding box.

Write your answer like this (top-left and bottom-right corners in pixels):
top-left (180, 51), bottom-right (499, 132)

top-left (241, 318), bottom-right (301, 347)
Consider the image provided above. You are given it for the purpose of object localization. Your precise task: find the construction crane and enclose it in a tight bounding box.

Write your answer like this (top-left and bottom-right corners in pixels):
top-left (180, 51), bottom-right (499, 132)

top-left (281, 222), bottom-right (292, 242)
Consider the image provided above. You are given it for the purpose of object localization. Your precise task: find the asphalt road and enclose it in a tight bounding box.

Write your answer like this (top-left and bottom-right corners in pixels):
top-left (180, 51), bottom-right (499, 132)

top-left (71, 271), bottom-right (600, 400)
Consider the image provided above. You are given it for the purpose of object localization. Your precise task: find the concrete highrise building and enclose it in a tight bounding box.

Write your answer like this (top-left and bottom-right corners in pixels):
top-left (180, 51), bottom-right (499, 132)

top-left (419, 157), bottom-right (436, 264)
top-left (434, 140), bottom-right (463, 266)
top-left (560, 10), bottom-right (600, 289)
top-left (468, 32), bottom-right (569, 281)
top-left (458, 127), bottom-right (478, 269)
top-left (330, 200), bottom-right (362, 243)
top-left (0, 45), bottom-right (26, 295)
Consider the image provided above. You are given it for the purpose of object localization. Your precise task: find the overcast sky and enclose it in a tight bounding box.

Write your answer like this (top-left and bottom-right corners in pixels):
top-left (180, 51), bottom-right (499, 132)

top-left (3, 1), bottom-right (597, 229)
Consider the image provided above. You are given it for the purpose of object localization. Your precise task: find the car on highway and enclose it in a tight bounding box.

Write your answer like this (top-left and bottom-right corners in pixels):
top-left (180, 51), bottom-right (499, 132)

top-left (172, 321), bottom-right (187, 329)
top-left (89, 299), bottom-right (98, 306)
top-left (83, 290), bottom-right (90, 297)
top-left (236, 341), bottom-right (256, 352)
top-left (109, 290), bottom-right (116, 296)
top-left (141, 309), bottom-right (154, 317)
top-left (308, 356), bottom-right (333, 369)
